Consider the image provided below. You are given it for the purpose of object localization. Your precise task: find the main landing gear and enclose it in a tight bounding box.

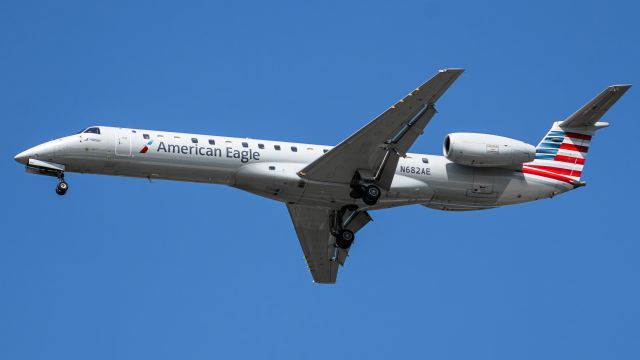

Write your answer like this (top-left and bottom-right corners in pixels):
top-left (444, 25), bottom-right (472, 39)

top-left (55, 175), bottom-right (69, 196)
top-left (335, 229), bottom-right (355, 250)
top-left (350, 184), bottom-right (381, 206)
top-left (332, 205), bottom-right (359, 250)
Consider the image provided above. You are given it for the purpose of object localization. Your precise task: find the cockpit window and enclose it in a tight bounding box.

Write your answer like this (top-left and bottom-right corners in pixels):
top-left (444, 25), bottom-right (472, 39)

top-left (83, 127), bottom-right (101, 135)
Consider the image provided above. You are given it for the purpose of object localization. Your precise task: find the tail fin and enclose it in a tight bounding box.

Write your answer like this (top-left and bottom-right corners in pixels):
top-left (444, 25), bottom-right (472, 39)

top-left (523, 84), bottom-right (631, 185)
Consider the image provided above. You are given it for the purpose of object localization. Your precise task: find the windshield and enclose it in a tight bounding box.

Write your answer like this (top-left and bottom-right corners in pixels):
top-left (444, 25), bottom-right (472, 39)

top-left (81, 127), bottom-right (101, 135)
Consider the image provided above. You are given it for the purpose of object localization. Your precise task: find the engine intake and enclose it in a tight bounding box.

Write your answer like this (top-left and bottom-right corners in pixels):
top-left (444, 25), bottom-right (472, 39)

top-left (443, 133), bottom-right (535, 168)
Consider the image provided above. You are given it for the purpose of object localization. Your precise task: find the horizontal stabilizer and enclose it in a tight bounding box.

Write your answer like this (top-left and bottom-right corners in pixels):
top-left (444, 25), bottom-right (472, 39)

top-left (560, 84), bottom-right (631, 128)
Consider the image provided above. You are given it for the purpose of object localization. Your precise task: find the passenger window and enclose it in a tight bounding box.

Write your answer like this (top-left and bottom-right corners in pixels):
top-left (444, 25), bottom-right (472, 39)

top-left (258, 144), bottom-right (265, 149)
top-left (157, 134), bottom-right (164, 138)
top-left (83, 127), bottom-right (101, 135)
top-left (291, 146), bottom-right (298, 152)
top-left (143, 134), bottom-right (150, 139)
top-left (208, 139), bottom-right (215, 145)
top-left (191, 138), bottom-right (198, 144)
top-left (307, 147), bottom-right (314, 151)
top-left (422, 158), bottom-right (429, 164)
top-left (268, 166), bottom-right (276, 170)
top-left (242, 142), bottom-right (248, 148)
top-left (274, 145), bottom-right (281, 150)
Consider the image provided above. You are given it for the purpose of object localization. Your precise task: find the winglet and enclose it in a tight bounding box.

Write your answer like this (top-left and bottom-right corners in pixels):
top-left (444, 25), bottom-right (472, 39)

top-left (559, 84), bottom-right (631, 129)
top-left (422, 68), bottom-right (464, 104)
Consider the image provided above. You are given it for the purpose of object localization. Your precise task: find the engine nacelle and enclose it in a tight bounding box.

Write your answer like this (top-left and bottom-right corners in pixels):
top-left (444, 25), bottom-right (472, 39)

top-left (443, 133), bottom-right (535, 168)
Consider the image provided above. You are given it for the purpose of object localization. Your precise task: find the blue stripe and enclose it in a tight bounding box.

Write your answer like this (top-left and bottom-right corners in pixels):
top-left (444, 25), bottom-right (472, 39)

top-left (536, 148), bottom-right (558, 154)
top-left (544, 136), bottom-right (564, 142)
top-left (548, 130), bottom-right (565, 136)
top-left (535, 154), bottom-right (556, 160)
top-left (539, 142), bottom-right (561, 148)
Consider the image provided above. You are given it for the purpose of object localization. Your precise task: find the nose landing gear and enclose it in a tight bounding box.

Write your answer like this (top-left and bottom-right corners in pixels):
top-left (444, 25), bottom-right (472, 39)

top-left (55, 176), bottom-right (69, 196)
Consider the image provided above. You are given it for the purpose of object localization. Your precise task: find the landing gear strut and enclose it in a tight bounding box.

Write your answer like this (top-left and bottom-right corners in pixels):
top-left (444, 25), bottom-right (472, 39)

top-left (348, 170), bottom-right (383, 206)
top-left (56, 176), bottom-right (68, 196)
top-left (332, 205), bottom-right (359, 249)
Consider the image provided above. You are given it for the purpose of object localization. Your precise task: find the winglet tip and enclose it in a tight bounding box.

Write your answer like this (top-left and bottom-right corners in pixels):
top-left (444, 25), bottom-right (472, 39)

top-left (609, 84), bottom-right (632, 90)
top-left (439, 68), bottom-right (465, 74)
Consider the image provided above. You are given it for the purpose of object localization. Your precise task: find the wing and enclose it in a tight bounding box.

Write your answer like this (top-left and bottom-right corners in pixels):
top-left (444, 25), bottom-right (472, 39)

top-left (560, 84), bottom-right (631, 128)
top-left (298, 68), bottom-right (464, 189)
top-left (286, 204), bottom-right (371, 284)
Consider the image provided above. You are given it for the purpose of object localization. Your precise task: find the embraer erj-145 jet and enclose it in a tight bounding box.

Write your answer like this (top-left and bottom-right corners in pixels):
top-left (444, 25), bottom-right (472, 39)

top-left (15, 69), bottom-right (631, 283)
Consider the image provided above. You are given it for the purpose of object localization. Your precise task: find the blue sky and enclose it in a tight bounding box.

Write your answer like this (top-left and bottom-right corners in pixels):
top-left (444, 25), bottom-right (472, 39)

top-left (1, 0), bottom-right (638, 359)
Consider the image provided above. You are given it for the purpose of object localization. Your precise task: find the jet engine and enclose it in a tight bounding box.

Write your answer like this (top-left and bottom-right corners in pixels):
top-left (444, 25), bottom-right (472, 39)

top-left (443, 133), bottom-right (535, 168)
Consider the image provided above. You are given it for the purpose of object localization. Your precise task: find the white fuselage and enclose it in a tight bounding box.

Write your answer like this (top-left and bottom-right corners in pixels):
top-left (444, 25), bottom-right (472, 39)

top-left (16, 126), bottom-right (572, 211)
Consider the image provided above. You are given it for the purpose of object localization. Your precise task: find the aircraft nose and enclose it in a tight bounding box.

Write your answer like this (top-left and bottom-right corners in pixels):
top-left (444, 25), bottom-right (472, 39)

top-left (14, 141), bottom-right (59, 165)
top-left (14, 149), bottom-right (33, 165)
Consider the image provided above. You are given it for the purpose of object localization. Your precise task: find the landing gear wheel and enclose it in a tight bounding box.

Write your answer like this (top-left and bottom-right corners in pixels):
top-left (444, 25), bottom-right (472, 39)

top-left (362, 185), bottom-right (381, 206)
top-left (366, 185), bottom-right (380, 198)
top-left (56, 180), bottom-right (68, 196)
top-left (335, 229), bottom-right (355, 249)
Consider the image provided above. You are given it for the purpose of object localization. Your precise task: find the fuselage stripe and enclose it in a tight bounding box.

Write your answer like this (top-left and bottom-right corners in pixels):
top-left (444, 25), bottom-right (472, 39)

top-left (525, 164), bottom-right (581, 177)
top-left (522, 167), bottom-right (575, 183)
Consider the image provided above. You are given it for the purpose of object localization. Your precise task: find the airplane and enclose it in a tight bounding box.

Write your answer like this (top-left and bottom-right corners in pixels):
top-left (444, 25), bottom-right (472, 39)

top-left (14, 69), bottom-right (631, 284)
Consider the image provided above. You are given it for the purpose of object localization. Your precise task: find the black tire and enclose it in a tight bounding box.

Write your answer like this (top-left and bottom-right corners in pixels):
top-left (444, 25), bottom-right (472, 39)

top-left (365, 185), bottom-right (380, 199)
top-left (362, 196), bottom-right (377, 206)
top-left (56, 181), bottom-right (68, 196)
top-left (362, 185), bottom-right (380, 206)
top-left (58, 181), bottom-right (68, 191)
top-left (335, 229), bottom-right (355, 249)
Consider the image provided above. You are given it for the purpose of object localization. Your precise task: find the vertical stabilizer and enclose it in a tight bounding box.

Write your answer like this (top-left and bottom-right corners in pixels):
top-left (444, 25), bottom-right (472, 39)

top-left (522, 84), bottom-right (630, 185)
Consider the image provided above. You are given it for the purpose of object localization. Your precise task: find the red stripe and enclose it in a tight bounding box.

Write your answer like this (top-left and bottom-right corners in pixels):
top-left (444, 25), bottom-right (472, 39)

top-left (522, 167), bottom-right (575, 183)
top-left (554, 155), bottom-right (585, 165)
top-left (526, 164), bottom-right (581, 177)
top-left (560, 143), bottom-right (589, 153)
top-left (565, 132), bottom-right (592, 141)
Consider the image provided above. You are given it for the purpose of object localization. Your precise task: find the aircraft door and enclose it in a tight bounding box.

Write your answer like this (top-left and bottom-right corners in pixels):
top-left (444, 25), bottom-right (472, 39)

top-left (115, 128), bottom-right (132, 156)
